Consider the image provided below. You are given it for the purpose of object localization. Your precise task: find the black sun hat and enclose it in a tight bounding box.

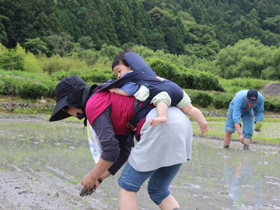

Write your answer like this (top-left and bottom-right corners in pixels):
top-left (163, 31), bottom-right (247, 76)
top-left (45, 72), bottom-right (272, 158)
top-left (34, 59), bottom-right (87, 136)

top-left (49, 75), bottom-right (94, 122)
top-left (246, 89), bottom-right (258, 105)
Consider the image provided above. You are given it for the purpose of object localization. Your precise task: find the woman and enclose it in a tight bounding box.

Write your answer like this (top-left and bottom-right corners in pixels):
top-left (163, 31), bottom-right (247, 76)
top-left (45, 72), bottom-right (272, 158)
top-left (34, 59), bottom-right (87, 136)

top-left (50, 75), bottom-right (193, 210)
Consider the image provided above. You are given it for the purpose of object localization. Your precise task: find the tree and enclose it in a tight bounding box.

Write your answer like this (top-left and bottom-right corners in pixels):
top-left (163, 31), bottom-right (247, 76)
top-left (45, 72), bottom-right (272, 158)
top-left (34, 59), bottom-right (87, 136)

top-left (215, 39), bottom-right (274, 79)
top-left (47, 32), bottom-right (73, 56)
top-left (0, 48), bottom-right (24, 71)
top-left (24, 37), bottom-right (49, 55)
top-left (164, 27), bottom-right (185, 55)
top-left (133, 20), bottom-right (147, 46)
top-left (57, 9), bottom-right (81, 41)
top-left (261, 48), bottom-right (280, 80)
top-left (149, 28), bottom-right (167, 51)
top-left (78, 36), bottom-right (95, 50)
top-left (99, 44), bottom-right (121, 61)
top-left (33, 12), bottom-right (51, 37)
top-left (0, 16), bottom-right (8, 45)
top-left (189, 2), bottom-right (203, 24)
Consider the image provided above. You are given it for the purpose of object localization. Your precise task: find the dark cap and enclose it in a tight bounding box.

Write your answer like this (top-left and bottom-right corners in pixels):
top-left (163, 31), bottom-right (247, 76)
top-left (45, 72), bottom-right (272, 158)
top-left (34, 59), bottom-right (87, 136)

top-left (49, 76), bottom-right (90, 122)
top-left (247, 89), bottom-right (258, 105)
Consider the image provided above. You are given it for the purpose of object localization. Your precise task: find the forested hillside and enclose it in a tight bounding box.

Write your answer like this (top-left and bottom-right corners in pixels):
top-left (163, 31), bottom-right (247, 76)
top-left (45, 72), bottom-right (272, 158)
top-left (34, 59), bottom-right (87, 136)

top-left (1, 0), bottom-right (280, 59)
top-left (1, 0), bottom-right (280, 81)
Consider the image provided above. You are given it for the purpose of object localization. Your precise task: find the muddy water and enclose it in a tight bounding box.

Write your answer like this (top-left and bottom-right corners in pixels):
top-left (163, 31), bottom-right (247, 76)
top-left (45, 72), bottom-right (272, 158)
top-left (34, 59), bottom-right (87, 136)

top-left (0, 117), bottom-right (279, 210)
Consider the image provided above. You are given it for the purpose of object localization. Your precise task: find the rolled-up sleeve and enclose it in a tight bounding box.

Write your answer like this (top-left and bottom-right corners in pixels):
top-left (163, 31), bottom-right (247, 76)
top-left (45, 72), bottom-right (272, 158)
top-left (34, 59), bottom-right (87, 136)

top-left (254, 98), bottom-right (264, 122)
top-left (120, 82), bottom-right (140, 96)
top-left (232, 98), bottom-right (242, 124)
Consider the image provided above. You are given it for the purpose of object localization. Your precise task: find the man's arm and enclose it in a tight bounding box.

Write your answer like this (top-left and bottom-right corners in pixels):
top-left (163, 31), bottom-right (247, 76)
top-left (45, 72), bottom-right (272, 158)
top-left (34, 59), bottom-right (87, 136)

top-left (232, 97), bottom-right (242, 125)
top-left (254, 98), bottom-right (265, 123)
top-left (234, 122), bottom-right (244, 143)
top-left (232, 95), bottom-right (244, 143)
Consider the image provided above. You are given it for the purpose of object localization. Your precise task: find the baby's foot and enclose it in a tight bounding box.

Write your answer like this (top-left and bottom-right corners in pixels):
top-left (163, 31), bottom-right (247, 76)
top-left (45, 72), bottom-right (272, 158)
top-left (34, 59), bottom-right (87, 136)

top-left (149, 116), bottom-right (167, 126)
top-left (199, 121), bottom-right (209, 135)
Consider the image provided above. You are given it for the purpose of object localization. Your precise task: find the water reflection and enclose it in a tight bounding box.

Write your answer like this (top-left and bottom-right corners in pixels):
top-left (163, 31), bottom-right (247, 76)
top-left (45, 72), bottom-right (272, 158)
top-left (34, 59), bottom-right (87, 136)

top-left (223, 151), bottom-right (262, 209)
top-left (1, 119), bottom-right (280, 210)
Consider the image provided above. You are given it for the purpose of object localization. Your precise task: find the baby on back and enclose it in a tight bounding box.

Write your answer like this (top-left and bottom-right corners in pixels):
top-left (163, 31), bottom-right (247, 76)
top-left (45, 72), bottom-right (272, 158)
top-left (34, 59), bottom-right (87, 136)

top-left (109, 51), bottom-right (209, 135)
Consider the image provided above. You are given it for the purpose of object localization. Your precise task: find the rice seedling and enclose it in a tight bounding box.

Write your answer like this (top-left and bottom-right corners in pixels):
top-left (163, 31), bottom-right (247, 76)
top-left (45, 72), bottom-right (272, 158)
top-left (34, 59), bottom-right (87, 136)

top-left (218, 204), bottom-right (223, 209)
top-left (1, 117), bottom-right (280, 210)
top-left (0, 165), bottom-right (7, 171)
top-left (182, 195), bottom-right (189, 204)
top-left (236, 197), bottom-right (245, 207)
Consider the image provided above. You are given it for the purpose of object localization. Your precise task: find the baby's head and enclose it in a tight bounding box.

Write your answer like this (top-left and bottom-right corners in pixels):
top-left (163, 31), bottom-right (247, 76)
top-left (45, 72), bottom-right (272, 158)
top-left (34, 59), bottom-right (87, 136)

top-left (112, 51), bottom-right (132, 79)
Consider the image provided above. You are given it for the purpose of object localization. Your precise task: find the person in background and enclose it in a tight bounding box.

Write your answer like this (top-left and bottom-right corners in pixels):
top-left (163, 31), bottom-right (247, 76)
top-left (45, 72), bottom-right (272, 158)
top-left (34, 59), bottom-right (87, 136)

top-left (223, 89), bottom-right (264, 150)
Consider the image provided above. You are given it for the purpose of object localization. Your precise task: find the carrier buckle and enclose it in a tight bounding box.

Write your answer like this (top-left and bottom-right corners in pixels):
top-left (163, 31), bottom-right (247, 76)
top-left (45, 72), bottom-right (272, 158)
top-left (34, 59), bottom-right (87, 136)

top-left (127, 122), bottom-right (137, 131)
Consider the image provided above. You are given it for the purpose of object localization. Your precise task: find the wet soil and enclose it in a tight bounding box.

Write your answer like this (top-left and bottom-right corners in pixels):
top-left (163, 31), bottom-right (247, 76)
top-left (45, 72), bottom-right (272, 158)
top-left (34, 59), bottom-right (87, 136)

top-left (1, 116), bottom-right (280, 210)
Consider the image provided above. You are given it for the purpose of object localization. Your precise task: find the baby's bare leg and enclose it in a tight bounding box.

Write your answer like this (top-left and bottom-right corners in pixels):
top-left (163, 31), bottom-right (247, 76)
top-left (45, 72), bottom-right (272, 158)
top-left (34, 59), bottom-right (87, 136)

top-left (149, 102), bottom-right (168, 126)
top-left (181, 104), bottom-right (209, 135)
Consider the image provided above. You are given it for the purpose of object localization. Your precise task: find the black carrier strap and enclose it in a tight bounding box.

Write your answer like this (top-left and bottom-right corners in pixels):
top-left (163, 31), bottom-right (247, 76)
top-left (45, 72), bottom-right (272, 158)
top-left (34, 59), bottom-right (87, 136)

top-left (127, 105), bottom-right (154, 147)
top-left (126, 99), bottom-right (155, 145)
top-left (128, 100), bottom-right (154, 131)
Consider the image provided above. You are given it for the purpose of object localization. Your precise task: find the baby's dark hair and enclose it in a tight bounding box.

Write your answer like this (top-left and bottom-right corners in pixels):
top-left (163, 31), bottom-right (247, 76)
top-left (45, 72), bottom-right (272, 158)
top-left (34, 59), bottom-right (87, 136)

top-left (112, 51), bottom-right (130, 70)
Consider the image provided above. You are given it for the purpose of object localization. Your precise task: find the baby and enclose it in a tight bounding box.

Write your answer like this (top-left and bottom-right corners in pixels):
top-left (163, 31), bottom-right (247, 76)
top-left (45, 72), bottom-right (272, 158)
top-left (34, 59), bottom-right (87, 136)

top-left (109, 51), bottom-right (209, 135)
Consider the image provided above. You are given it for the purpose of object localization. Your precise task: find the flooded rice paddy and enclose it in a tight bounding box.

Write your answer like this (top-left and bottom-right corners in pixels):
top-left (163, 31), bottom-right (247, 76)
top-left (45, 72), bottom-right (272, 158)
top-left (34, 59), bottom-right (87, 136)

top-left (0, 116), bottom-right (279, 210)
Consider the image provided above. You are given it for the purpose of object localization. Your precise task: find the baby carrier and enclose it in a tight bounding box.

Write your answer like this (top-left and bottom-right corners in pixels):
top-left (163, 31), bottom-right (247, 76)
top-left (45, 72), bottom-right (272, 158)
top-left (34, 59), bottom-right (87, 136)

top-left (98, 52), bottom-right (183, 131)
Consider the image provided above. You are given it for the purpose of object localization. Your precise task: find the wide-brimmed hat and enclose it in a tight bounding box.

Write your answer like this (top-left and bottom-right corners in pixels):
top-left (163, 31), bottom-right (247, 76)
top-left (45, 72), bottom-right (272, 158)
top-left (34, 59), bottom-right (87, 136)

top-left (246, 89), bottom-right (258, 105)
top-left (49, 76), bottom-right (91, 122)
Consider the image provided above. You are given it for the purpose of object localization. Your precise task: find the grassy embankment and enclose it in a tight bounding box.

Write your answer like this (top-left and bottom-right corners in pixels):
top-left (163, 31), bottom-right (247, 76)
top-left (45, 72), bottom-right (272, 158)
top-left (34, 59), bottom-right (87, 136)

top-left (1, 70), bottom-right (280, 146)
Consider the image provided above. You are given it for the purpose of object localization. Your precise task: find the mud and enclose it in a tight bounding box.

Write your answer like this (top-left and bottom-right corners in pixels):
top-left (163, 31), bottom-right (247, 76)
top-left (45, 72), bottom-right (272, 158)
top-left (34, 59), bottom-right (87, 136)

top-left (0, 116), bottom-right (280, 210)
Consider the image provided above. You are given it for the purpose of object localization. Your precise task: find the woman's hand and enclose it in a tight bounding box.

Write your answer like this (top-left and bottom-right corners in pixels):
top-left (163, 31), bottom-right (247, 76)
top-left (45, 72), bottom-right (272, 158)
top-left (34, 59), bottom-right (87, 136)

top-left (79, 159), bottom-right (113, 196)
top-left (80, 174), bottom-right (100, 196)
top-left (82, 173), bottom-right (96, 188)
top-left (80, 179), bottom-right (100, 196)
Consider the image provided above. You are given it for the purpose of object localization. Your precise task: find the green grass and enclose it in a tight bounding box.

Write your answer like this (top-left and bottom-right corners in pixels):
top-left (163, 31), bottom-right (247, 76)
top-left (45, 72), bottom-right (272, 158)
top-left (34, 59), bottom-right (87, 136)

top-left (0, 69), bottom-right (51, 83)
top-left (201, 116), bottom-right (280, 123)
top-left (191, 118), bottom-right (280, 145)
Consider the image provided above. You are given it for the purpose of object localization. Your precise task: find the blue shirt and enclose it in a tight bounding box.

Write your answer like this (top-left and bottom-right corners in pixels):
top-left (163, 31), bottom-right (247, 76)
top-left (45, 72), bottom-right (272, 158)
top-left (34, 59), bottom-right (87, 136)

top-left (120, 72), bottom-right (140, 96)
top-left (120, 82), bottom-right (139, 96)
top-left (229, 90), bottom-right (264, 124)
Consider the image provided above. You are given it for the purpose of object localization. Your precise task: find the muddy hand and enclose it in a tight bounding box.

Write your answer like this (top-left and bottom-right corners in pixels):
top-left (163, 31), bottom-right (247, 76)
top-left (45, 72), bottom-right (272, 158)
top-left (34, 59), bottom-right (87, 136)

top-left (80, 184), bottom-right (96, 197)
top-left (238, 135), bottom-right (244, 144)
top-left (254, 128), bottom-right (261, 132)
